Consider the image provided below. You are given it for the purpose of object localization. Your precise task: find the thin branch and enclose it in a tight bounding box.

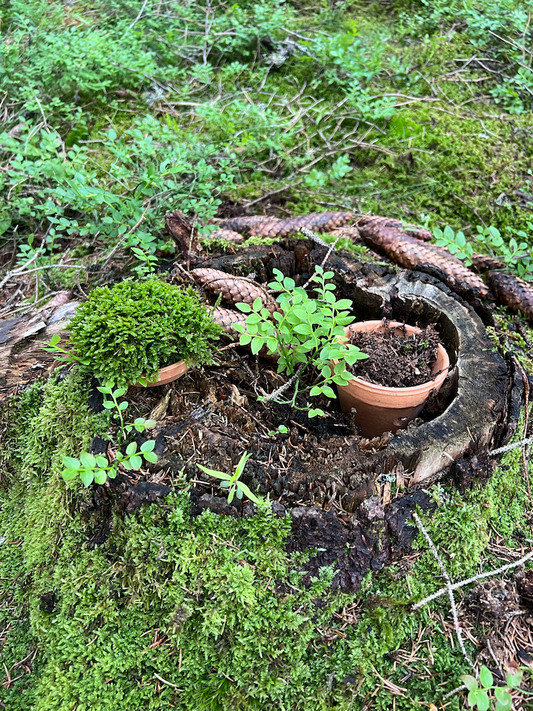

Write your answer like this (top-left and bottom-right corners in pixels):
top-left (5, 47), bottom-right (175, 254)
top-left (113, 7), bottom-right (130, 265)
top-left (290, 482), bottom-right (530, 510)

top-left (412, 513), bottom-right (477, 675)
top-left (412, 547), bottom-right (533, 609)
top-left (129, 0), bottom-right (150, 29)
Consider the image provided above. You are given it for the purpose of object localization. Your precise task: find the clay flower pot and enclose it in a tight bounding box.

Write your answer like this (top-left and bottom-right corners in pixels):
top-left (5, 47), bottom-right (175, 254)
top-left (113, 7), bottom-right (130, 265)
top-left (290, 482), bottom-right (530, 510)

top-left (136, 361), bottom-right (188, 388)
top-left (337, 321), bottom-right (450, 438)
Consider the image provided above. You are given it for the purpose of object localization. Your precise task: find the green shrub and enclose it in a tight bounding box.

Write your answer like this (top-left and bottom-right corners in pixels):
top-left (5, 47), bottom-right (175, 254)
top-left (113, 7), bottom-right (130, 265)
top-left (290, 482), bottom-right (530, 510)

top-left (66, 278), bottom-right (221, 386)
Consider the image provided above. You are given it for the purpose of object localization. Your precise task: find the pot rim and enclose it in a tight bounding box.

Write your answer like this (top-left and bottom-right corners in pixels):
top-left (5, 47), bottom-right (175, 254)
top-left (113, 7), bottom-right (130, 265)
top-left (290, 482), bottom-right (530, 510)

top-left (342, 320), bottom-right (450, 395)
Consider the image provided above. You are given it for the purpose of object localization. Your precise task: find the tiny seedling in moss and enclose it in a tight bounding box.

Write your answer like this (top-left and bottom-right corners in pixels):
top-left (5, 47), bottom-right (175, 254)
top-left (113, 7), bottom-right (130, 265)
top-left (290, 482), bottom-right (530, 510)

top-left (196, 452), bottom-right (262, 504)
top-left (460, 665), bottom-right (525, 711)
top-left (61, 383), bottom-right (158, 487)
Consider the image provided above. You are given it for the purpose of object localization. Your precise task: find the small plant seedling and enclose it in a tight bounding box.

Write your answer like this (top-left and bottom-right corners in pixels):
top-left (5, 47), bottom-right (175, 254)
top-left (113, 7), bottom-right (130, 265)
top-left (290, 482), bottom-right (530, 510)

top-left (61, 381), bottom-right (158, 487)
top-left (197, 452), bottom-right (262, 504)
top-left (460, 665), bottom-right (524, 711)
top-left (268, 425), bottom-right (289, 436)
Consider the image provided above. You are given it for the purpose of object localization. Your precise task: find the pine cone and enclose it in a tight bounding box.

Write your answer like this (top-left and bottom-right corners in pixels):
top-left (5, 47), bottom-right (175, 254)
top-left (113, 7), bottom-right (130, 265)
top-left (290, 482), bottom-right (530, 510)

top-left (212, 306), bottom-right (279, 361)
top-left (248, 211), bottom-right (353, 238)
top-left (488, 272), bottom-right (533, 323)
top-left (205, 229), bottom-right (245, 244)
top-left (327, 226), bottom-right (361, 242)
top-left (212, 306), bottom-right (247, 338)
top-left (357, 215), bottom-right (433, 242)
top-left (218, 216), bottom-right (273, 234)
top-left (358, 221), bottom-right (489, 297)
top-left (470, 253), bottom-right (506, 272)
top-left (191, 268), bottom-right (278, 314)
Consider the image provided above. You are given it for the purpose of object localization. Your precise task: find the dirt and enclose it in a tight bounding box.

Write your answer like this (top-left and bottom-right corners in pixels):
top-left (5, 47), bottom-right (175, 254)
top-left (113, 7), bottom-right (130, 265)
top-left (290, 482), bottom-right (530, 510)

top-left (347, 322), bottom-right (442, 387)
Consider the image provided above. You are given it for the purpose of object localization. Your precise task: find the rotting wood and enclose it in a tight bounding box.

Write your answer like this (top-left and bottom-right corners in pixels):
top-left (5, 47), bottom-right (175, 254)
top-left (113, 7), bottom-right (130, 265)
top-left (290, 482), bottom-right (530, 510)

top-left (0, 297), bottom-right (79, 400)
top-left (165, 210), bottom-right (203, 258)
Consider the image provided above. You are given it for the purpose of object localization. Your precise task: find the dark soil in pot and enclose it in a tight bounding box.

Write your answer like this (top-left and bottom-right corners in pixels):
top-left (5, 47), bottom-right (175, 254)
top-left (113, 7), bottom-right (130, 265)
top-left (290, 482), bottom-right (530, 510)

top-left (347, 321), bottom-right (443, 388)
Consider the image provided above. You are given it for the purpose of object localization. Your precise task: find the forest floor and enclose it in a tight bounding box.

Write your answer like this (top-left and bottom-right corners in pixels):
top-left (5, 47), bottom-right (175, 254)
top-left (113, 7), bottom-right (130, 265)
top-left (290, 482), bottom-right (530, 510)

top-left (1, 1), bottom-right (533, 709)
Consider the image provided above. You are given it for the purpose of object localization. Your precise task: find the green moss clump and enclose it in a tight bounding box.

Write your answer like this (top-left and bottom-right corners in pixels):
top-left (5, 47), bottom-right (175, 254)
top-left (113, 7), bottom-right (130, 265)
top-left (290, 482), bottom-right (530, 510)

top-left (67, 278), bottom-right (222, 386)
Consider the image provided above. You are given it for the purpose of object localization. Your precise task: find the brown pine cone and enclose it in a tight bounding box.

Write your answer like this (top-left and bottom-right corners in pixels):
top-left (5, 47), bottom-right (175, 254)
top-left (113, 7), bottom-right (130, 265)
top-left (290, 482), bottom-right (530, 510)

top-left (212, 306), bottom-right (279, 361)
top-left (359, 224), bottom-right (489, 297)
top-left (248, 211), bottom-right (353, 238)
top-left (470, 253), bottom-right (507, 272)
top-left (205, 229), bottom-right (245, 244)
top-left (357, 215), bottom-right (433, 242)
top-left (218, 216), bottom-right (273, 234)
top-left (191, 268), bottom-right (278, 314)
top-left (488, 272), bottom-right (533, 323)
top-left (326, 226), bottom-right (361, 242)
top-left (212, 306), bottom-right (247, 338)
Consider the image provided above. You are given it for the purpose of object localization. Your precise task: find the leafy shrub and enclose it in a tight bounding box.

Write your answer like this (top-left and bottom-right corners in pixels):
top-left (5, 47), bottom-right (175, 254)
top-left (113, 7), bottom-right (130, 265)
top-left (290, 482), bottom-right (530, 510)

top-left (66, 278), bottom-right (221, 385)
top-left (235, 266), bottom-right (368, 417)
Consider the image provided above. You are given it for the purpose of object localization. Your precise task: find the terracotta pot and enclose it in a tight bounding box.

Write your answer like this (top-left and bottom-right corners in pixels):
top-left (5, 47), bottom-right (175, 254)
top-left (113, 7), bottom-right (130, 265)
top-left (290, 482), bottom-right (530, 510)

top-left (135, 360), bottom-right (188, 388)
top-left (337, 321), bottom-right (450, 438)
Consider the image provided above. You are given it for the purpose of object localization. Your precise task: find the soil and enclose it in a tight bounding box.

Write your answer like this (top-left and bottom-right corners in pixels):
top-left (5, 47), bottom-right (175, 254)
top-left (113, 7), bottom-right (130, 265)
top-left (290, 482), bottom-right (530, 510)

top-left (347, 322), bottom-right (442, 387)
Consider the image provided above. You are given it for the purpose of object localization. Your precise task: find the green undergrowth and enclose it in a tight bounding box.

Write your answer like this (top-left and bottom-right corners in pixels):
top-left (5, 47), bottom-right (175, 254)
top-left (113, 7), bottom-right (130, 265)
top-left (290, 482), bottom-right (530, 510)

top-left (2, 0), bottom-right (533, 292)
top-left (0, 371), bottom-right (531, 710)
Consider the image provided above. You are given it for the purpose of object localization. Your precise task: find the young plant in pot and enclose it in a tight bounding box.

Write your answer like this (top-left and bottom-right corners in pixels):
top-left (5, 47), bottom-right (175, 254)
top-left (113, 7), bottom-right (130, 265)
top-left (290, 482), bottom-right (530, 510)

top-left (337, 320), bottom-right (450, 438)
top-left (45, 276), bottom-right (222, 387)
top-left (233, 266), bottom-right (369, 417)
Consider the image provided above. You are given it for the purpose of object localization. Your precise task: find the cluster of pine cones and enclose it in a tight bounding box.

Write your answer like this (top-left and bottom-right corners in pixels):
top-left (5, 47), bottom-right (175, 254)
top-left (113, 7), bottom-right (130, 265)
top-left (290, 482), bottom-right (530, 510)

top-left (192, 211), bottom-right (533, 326)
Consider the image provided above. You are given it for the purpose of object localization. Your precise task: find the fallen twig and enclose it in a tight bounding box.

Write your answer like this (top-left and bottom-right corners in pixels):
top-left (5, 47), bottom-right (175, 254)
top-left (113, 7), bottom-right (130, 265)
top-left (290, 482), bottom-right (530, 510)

top-left (412, 547), bottom-right (533, 609)
top-left (412, 512), bottom-right (477, 674)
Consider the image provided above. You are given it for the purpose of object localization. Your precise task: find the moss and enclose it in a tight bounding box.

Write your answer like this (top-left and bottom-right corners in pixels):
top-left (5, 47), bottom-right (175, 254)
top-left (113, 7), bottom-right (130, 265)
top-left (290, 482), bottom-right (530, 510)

top-left (1, 368), bottom-right (531, 710)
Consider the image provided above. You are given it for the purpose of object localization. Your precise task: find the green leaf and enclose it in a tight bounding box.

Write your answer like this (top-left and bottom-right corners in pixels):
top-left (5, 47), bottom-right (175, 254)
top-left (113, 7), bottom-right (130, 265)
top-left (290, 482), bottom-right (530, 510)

top-left (468, 689), bottom-right (490, 711)
top-left (97, 386), bottom-right (112, 395)
top-left (334, 299), bottom-right (353, 310)
top-left (108, 467), bottom-right (118, 479)
top-left (103, 401), bottom-right (115, 409)
top-left (143, 451), bottom-right (158, 463)
top-left (144, 419), bottom-right (156, 429)
top-left (239, 333), bottom-right (252, 346)
top-left (294, 323), bottom-right (312, 335)
top-left (220, 480), bottom-right (230, 487)
top-left (252, 297), bottom-right (262, 311)
top-left (80, 452), bottom-right (97, 469)
top-left (118, 401), bottom-right (128, 410)
top-left (79, 470), bottom-right (95, 487)
top-left (94, 470), bottom-right (107, 485)
top-left (321, 385), bottom-right (336, 399)
top-left (129, 455), bottom-right (143, 470)
top-left (251, 337), bottom-right (263, 355)
top-left (236, 481), bottom-right (262, 504)
top-left (506, 671), bottom-right (522, 688)
top-left (308, 408), bottom-right (324, 418)
top-left (227, 488), bottom-right (235, 503)
top-left (49, 334), bottom-right (61, 347)
top-left (62, 469), bottom-right (79, 481)
top-left (62, 456), bottom-right (81, 470)
top-left (479, 667), bottom-right (493, 689)
top-left (197, 463), bottom-right (230, 480)
top-left (309, 386), bottom-right (322, 397)
top-left (494, 688), bottom-right (512, 711)
top-left (236, 487), bottom-right (243, 499)
top-left (236, 302), bottom-right (251, 313)
top-left (113, 388), bottom-right (127, 398)
top-left (140, 440), bottom-right (155, 453)
top-left (95, 456), bottom-right (108, 468)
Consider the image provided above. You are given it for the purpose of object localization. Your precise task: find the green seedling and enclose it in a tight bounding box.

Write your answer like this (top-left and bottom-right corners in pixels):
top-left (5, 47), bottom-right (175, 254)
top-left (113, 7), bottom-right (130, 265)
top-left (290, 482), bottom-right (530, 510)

top-left (461, 665), bottom-right (525, 711)
top-left (197, 452), bottom-right (262, 505)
